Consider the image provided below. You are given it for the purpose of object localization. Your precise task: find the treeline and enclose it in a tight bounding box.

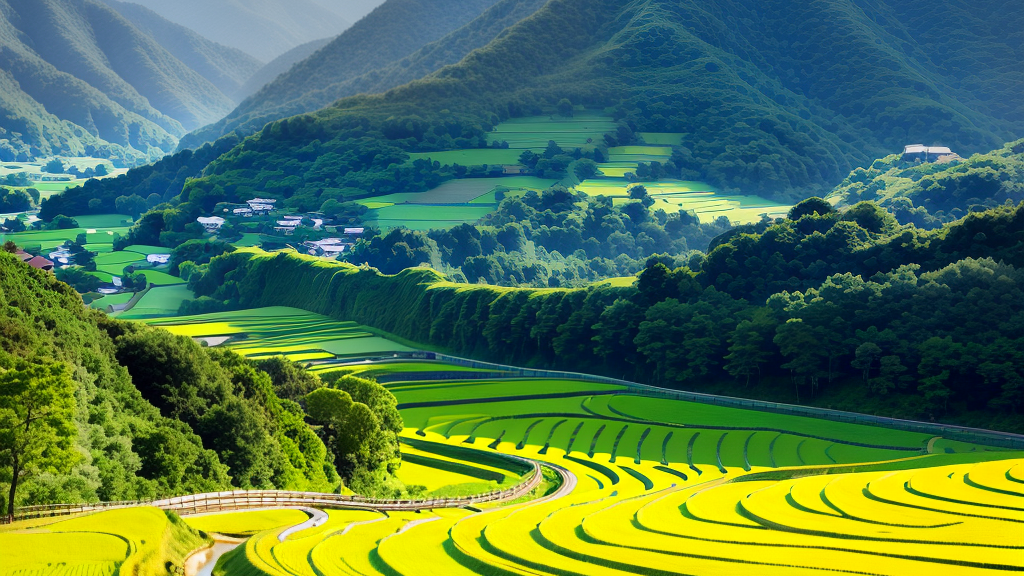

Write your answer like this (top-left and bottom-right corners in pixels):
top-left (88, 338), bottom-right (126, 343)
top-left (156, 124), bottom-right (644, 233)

top-left (829, 139), bottom-right (1024, 229)
top-left (348, 185), bottom-right (729, 287)
top-left (184, 201), bottom-right (1024, 433)
top-left (0, 253), bottom-right (404, 516)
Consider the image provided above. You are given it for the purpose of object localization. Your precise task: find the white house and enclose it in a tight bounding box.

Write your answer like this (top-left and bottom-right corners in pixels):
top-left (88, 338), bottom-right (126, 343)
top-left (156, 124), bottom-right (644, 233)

top-left (233, 208), bottom-right (254, 217)
top-left (246, 198), bottom-right (277, 215)
top-left (902, 145), bottom-right (956, 163)
top-left (197, 216), bottom-right (225, 232)
top-left (147, 254), bottom-right (171, 265)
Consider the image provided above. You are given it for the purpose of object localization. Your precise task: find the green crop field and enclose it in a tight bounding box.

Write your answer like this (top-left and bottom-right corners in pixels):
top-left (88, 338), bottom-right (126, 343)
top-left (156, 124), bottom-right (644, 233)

top-left (117, 285), bottom-right (195, 319)
top-left (143, 307), bottom-right (413, 362)
top-left (0, 507), bottom-right (206, 576)
top-left (578, 178), bottom-right (793, 225)
top-left (368, 204), bottom-right (497, 231)
top-left (5, 333), bottom-right (1023, 575)
top-left (485, 112), bottom-right (618, 151)
top-left (172, 357), bottom-right (1024, 575)
top-left (408, 149), bottom-right (524, 166)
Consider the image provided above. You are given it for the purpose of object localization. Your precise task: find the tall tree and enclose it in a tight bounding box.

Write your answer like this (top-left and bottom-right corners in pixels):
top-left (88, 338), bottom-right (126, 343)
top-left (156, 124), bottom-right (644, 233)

top-left (0, 359), bottom-right (77, 521)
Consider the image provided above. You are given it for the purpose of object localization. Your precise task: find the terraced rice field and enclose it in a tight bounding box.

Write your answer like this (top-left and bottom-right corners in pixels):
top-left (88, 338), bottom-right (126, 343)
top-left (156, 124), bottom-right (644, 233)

top-left (194, 363), bottom-right (1021, 575)
top-left (579, 177), bottom-right (792, 225)
top-left (2, 351), bottom-right (1022, 575)
top-left (485, 112), bottom-right (617, 151)
top-left (0, 507), bottom-right (205, 576)
top-left (144, 307), bottom-right (413, 361)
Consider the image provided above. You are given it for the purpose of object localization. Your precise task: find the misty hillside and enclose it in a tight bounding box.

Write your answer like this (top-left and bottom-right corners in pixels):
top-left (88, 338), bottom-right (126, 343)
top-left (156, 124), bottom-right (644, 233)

top-left (99, 0), bottom-right (264, 102)
top-left (234, 38), bottom-right (333, 102)
top-left (0, 0), bottom-right (238, 162)
top-left (179, 0), bottom-right (510, 149)
top-left (179, 0), bottom-right (1022, 203)
top-left (121, 0), bottom-right (352, 61)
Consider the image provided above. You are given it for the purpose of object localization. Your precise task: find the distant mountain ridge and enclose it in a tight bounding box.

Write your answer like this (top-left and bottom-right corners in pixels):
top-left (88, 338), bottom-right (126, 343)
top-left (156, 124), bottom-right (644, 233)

top-left (0, 0), bottom-right (241, 162)
top-left (179, 0), bottom-right (516, 149)
top-left (121, 0), bottom-right (352, 61)
top-left (234, 38), bottom-right (333, 102)
top-left (98, 0), bottom-right (264, 102)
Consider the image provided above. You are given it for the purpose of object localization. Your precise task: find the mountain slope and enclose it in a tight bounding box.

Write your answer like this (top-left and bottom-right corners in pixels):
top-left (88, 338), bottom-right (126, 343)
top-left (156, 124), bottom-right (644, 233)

top-left (234, 38), bottom-right (333, 102)
top-left (122, 0), bottom-right (351, 62)
top-left (178, 0), bottom-right (1022, 200)
top-left (180, 0), bottom-right (509, 148)
top-left (99, 0), bottom-right (264, 102)
top-left (0, 0), bottom-right (238, 161)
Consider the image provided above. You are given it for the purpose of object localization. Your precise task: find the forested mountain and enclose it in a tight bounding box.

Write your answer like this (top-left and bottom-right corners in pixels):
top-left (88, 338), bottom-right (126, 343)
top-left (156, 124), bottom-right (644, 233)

top-left (179, 0), bottom-right (514, 149)
top-left (0, 250), bottom-right (404, 515)
top-left (0, 0), bottom-right (238, 162)
top-left (235, 38), bottom-right (333, 102)
top-left (120, 0), bottom-right (351, 61)
top-left (162, 0), bottom-right (1022, 212)
top-left (183, 201), bottom-right (1024, 434)
top-left (98, 0), bottom-right (264, 102)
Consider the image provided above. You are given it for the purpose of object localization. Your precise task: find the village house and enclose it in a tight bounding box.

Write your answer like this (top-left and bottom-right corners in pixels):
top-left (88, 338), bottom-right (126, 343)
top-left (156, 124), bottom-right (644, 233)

top-left (27, 255), bottom-right (54, 271)
top-left (147, 254), bottom-right (171, 265)
top-left (902, 145), bottom-right (959, 163)
top-left (233, 207), bottom-right (254, 217)
top-left (502, 165), bottom-right (530, 175)
top-left (246, 198), bottom-right (277, 215)
top-left (197, 216), bottom-right (226, 232)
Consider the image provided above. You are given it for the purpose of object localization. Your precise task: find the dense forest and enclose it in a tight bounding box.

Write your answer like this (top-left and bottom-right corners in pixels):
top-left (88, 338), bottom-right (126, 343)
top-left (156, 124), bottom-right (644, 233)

top-left (347, 184), bottom-right (730, 287)
top-left (181, 200), bottom-right (1024, 434)
top-left (0, 251), bottom-right (405, 517)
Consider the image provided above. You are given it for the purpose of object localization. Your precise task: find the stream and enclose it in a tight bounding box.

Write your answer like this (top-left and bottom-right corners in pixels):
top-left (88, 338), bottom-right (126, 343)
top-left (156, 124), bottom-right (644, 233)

top-left (186, 538), bottom-right (244, 576)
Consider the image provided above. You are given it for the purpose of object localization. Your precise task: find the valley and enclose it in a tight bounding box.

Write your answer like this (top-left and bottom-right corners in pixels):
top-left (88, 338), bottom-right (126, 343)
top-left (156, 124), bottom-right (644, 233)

top-left (0, 0), bottom-right (1022, 574)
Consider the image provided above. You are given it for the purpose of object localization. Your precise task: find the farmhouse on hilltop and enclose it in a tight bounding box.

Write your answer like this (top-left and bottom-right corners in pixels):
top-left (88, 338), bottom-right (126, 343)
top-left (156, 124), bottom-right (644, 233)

top-left (902, 145), bottom-right (960, 163)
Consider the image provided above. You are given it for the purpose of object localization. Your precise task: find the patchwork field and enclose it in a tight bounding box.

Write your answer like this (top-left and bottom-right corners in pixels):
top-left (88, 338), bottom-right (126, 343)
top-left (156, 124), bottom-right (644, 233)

top-left (137, 359), bottom-right (1018, 576)
top-left (4, 318), bottom-right (1021, 576)
top-left (144, 307), bottom-right (414, 362)
top-left (0, 215), bottom-right (131, 252)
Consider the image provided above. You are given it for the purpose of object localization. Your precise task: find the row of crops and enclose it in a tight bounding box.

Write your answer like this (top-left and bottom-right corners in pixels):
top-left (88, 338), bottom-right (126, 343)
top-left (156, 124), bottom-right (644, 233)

top-left (3, 356), bottom-right (1022, 575)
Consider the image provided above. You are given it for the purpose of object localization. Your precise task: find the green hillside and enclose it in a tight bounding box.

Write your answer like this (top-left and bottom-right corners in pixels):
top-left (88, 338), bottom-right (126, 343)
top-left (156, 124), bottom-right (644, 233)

top-left (827, 138), bottom-right (1024, 228)
top-left (179, 0), bottom-right (511, 148)
top-left (0, 0), bottom-right (239, 161)
top-left (169, 0), bottom-right (1021, 211)
top-left (0, 249), bottom-right (408, 517)
top-left (98, 0), bottom-right (264, 101)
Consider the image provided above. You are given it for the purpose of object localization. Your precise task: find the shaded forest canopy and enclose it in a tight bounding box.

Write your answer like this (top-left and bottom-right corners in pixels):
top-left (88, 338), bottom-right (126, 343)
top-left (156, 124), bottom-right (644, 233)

top-left (183, 201), bottom-right (1024, 434)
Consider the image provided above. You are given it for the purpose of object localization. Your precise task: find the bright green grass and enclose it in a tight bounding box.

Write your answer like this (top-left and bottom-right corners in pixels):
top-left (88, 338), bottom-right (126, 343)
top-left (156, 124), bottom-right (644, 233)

top-left (121, 244), bottom-right (169, 255)
top-left (606, 395), bottom-right (935, 449)
top-left (138, 269), bottom-right (184, 285)
top-left (73, 214), bottom-right (132, 228)
top-left (142, 307), bottom-right (411, 360)
top-left (89, 292), bottom-right (134, 310)
top-left (184, 509), bottom-right (309, 536)
top-left (390, 379), bottom-right (624, 406)
top-left (95, 251), bottom-right (146, 265)
top-left (369, 204), bottom-right (495, 230)
top-left (0, 507), bottom-right (205, 576)
top-left (486, 113), bottom-right (617, 150)
top-left (118, 285), bottom-right (194, 318)
top-left (408, 149), bottom-right (523, 166)
top-left (232, 233), bottom-right (262, 247)
top-left (89, 270), bottom-right (114, 283)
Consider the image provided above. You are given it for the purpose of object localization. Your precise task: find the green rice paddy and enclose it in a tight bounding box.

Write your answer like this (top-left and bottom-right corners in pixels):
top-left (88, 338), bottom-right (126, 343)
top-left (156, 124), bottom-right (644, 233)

top-left (6, 311), bottom-right (1022, 576)
top-left (143, 307), bottom-right (413, 361)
